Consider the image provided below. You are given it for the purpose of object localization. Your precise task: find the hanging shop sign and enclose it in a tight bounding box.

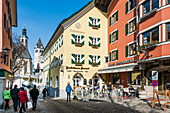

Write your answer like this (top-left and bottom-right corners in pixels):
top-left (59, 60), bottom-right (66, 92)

top-left (116, 58), bottom-right (136, 65)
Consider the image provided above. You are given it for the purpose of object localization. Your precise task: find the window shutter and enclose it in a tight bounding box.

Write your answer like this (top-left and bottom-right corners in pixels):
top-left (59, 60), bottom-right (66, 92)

top-left (116, 11), bottom-right (118, 21)
top-left (71, 54), bottom-right (75, 64)
top-left (81, 54), bottom-right (85, 64)
top-left (126, 1), bottom-right (129, 14)
top-left (109, 34), bottom-right (112, 44)
top-left (89, 37), bottom-right (92, 46)
top-left (89, 17), bottom-right (92, 27)
top-left (81, 35), bottom-right (84, 45)
top-left (98, 19), bottom-right (100, 28)
top-left (109, 52), bottom-right (112, 61)
top-left (110, 17), bottom-right (112, 26)
top-left (97, 38), bottom-right (100, 47)
top-left (126, 46), bottom-right (129, 57)
top-left (116, 50), bottom-right (118, 60)
top-left (71, 34), bottom-right (75, 44)
top-left (116, 30), bottom-right (118, 40)
top-left (97, 56), bottom-right (100, 65)
top-left (89, 55), bottom-right (92, 64)
top-left (125, 23), bottom-right (129, 35)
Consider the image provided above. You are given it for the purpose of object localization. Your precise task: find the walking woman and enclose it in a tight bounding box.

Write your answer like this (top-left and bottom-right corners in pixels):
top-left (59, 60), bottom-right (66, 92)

top-left (3, 88), bottom-right (11, 110)
top-left (18, 87), bottom-right (29, 113)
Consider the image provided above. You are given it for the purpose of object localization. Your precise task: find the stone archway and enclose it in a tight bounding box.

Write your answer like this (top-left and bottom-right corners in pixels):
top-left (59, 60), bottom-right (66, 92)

top-left (92, 73), bottom-right (102, 89)
top-left (73, 73), bottom-right (84, 88)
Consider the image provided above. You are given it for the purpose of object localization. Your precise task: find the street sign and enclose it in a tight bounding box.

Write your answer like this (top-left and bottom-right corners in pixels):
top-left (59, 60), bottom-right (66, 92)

top-left (152, 71), bottom-right (158, 80)
top-left (152, 80), bottom-right (158, 87)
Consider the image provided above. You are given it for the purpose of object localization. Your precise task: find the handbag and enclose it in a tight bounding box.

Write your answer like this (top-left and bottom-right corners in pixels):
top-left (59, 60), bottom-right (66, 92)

top-left (27, 101), bottom-right (32, 109)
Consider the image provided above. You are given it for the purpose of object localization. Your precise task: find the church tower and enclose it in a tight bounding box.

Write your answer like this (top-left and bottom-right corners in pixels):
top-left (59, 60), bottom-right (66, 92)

top-left (34, 38), bottom-right (44, 72)
top-left (20, 26), bottom-right (28, 48)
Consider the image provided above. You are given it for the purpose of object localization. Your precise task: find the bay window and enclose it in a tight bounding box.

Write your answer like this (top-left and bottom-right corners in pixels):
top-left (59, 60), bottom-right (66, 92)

top-left (143, 27), bottom-right (159, 44)
top-left (143, 0), bottom-right (159, 15)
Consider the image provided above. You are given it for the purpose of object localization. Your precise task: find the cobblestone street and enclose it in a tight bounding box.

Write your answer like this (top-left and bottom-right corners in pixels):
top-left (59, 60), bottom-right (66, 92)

top-left (1, 97), bottom-right (170, 113)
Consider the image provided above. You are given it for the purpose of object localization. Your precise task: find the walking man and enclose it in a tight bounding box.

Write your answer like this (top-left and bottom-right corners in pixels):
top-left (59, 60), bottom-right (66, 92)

top-left (42, 88), bottom-right (47, 100)
top-left (66, 83), bottom-right (74, 102)
top-left (3, 88), bottom-right (10, 110)
top-left (30, 85), bottom-right (39, 110)
top-left (10, 85), bottom-right (20, 112)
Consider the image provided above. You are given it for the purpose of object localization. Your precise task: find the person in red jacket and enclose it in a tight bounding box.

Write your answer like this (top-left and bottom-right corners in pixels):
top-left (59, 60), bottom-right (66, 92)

top-left (18, 87), bottom-right (29, 113)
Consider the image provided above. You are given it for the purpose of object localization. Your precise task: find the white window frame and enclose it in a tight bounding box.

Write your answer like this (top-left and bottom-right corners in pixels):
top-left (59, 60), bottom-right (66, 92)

top-left (75, 54), bottom-right (81, 63)
top-left (110, 49), bottom-right (118, 62)
top-left (92, 17), bottom-right (98, 26)
top-left (127, 17), bottom-right (137, 36)
top-left (110, 10), bottom-right (118, 26)
top-left (92, 55), bottom-right (97, 63)
top-left (92, 37), bottom-right (97, 45)
top-left (75, 34), bottom-right (81, 44)
top-left (110, 29), bottom-right (118, 44)
top-left (127, 41), bottom-right (137, 58)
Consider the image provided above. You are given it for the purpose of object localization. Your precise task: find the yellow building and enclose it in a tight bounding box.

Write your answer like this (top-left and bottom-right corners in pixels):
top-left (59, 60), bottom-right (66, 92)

top-left (42, 0), bottom-right (109, 97)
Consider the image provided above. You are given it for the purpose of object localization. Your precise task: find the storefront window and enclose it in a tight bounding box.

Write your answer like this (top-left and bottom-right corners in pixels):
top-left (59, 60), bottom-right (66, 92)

top-left (112, 73), bottom-right (120, 84)
top-left (128, 72), bottom-right (141, 85)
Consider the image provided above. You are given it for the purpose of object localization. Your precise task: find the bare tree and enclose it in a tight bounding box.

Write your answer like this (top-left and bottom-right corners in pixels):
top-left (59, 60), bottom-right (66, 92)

top-left (12, 33), bottom-right (27, 74)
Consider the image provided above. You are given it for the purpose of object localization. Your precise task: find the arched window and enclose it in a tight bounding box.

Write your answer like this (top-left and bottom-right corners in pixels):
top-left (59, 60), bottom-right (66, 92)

top-left (55, 76), bottom-right (59, 88)
top-left (50, 77), bottom-right (52, 87)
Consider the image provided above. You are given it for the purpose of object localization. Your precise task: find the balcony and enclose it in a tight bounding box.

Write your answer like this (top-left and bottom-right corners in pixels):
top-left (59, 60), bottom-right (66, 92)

top-left (140, 41), bottom-right (159, 51)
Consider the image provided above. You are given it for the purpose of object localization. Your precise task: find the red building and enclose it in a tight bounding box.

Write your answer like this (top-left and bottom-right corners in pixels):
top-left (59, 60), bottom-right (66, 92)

top-left (99, 0), bottom-right (170, 92)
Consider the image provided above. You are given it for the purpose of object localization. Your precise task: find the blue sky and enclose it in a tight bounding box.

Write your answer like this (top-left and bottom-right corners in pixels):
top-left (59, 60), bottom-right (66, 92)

top-left (13, 0), bottom-right (90, 61)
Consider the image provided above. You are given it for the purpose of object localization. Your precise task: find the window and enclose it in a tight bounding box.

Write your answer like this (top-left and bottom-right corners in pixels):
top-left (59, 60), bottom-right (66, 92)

top-left (92, 56), bottom-right (97, 63)
top-left (110, 11), bottom-right (118, 26)
top-left (24, 63), bottom-right (27, 74)
top-left (4, 13), bottom-right (8, 32)
top-left (143, 0), bottom-right (159, 15)
top-left (126, 0), bottom-right (136, 14)
top-left (92, 37), bottom-right (97, 45)
top-left (104, 56), bottom-right (109, 63)
top-left (89, 17), bottom-right (100, 28)
top-left (4, 56), bottom-right (9, 66)
top-left (143, 27), bottom-right (159, 44)
top-left (110, 30), bottom-right (118, 43)
top-left (129, 19), bottom-right (136, 33)
top-left (167, 24), bottom-right (170, 40)
top-left (167, 0), bottom-right (170, 4)
top-left (110, 50), bottom-right (118, 61)
top-left (75, 35), bottom-right (81, 44)
top-left (51, 61), bottom-right (53, 69)
top-left (127, 43), bottom-right (136, 56)
top-left (75, 54), bottom-right (81, 63)
top-left (35, 50), bottom-right (38, 53)
top-left (126, 18), bottom-right (136, 35)
top-left (55, 58), bottom-right (58, 67)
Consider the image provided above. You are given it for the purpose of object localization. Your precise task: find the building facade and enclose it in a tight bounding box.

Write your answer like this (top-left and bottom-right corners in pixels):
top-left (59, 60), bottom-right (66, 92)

top-left (0, 0), bottom-right (17, 109)
top-left (42, 0), bottom-right (109, 97)
top-left (99, 0), bottom-right (170, 93)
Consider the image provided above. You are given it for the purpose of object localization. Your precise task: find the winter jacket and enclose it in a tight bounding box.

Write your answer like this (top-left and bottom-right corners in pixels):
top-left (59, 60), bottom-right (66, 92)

top-left (66, 85), bottom-right (73, 93)
top-left (3, 90), bottom-right (11, 99)
top-left (18, 91), bottom-right (29, 103)
top-left (30, 88), bottom-right (39, 100)
top-left (10, 88), bottom-right (20, 100)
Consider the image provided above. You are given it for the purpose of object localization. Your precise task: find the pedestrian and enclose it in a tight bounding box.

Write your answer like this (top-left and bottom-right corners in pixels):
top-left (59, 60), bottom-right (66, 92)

top-left (3, 88), bottom-right (11, 110)
top-left (107, 82), bottom-right (112, 99)
top-left (30, 85), bottom-right (39, 110)
top-left (10, 85), bottom-right (20, 112)
top-left (42, 88), bottom-right (47, 100)
top-left (18, 87), bottom-right (29, 113)
top-left (66, 83), bottom-right (74, 102)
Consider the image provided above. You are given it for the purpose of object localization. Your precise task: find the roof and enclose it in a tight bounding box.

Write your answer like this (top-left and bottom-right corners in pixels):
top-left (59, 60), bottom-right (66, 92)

top-left (20, 48), bottom-right (32, 60)
top-left (35, 38), bottom-right (44, 49)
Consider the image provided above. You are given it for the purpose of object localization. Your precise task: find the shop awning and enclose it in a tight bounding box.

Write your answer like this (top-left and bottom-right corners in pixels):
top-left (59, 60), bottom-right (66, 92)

top-left (98, 63), bottom-right (137, 74)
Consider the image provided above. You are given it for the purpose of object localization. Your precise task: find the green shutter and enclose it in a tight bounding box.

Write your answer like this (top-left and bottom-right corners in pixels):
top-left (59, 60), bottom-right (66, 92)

top-left (126, 46), bottom-right (129, 57)
top-left (109, 34), bottom-right (112, 44)
top-left (71, 54), bottom-right (75, 64)
top-left (98, 56), bottom-right (100, 65)
top-left (126, 1), bottom-right (129, 14)
top-left (89, 37), bottom-right (92, 46)
top-left (89, 55), bottom-right (92, 64)
top-left (89, 17), bottom-right (92, 27)
top-left (98, 38), bottom-right (100, 47)
top-left (81, 35), bottom-right (84, 45)
top-left (116, 11), bottom-right (118, 21)
top-left (109, 52), bottom-right (112, 61)
top-left (71, 34), bottom-right (75, 44)
top-left (116, 50), bottom-right (118, 60)
top-left (116, 30), bottom-right (118, 40)
top-left (98, 19), bottom-right (100, 28)
top-left (110, 17), bottom-right (112, 26)
top-left (125, 23), bottom-right (129, 35)
top-left (81, 54), bottom-right (85, 64)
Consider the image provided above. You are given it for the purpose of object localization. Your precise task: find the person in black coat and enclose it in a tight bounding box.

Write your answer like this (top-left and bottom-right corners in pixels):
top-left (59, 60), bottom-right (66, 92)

top-left (30, 85), bottom-right (39, 110)
top-left (10, 85), bottom-right (20, 112)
